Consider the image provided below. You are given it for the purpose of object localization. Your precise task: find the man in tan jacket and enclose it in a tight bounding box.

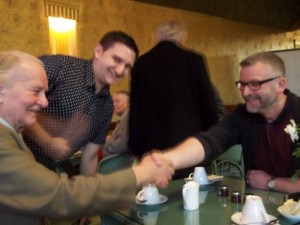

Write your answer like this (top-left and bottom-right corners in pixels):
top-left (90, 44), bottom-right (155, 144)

top-left (0, 50), bottom-right (174, 225)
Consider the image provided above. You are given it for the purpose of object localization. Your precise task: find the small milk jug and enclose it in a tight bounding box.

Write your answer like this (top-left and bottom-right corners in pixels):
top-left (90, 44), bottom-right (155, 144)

top-left (182, 181), bottom-right (199, 210)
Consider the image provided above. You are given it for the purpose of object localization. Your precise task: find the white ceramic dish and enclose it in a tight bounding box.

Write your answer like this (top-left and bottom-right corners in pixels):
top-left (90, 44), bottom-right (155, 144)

top-left (278, 205), bottom-right (300, 222)
top-left (184, 174), bottom-right (223, 184)
top-left (136, 195), bottom-right (168, 205)
top-left (231, 212), bottom-right (276, 225)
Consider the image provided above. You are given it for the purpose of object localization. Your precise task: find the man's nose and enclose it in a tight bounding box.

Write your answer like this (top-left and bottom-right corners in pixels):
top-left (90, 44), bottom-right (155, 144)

top-left (240, 85), bottom-right (252, 97)
top-left (115, 64), bottom-right (126, 77)
top-left (39, 94), bottom-right (49, 108)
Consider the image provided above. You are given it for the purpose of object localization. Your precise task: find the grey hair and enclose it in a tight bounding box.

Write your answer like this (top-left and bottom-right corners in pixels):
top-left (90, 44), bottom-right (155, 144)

top-left (0, 50), bottom-right (44, 84)
top-left (240, 51), bottom-right (286, 76)
top-left (154, 20), bottom-right (188, 43)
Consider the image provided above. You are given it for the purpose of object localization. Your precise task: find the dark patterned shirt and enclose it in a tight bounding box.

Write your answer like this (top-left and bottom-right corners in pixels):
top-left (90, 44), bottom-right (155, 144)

top-left (23, 55), bottom-right (113, 170)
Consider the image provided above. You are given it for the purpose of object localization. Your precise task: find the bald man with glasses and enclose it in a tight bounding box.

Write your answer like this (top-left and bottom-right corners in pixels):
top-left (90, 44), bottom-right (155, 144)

top-left (151, 51), bottom-right (300, 194)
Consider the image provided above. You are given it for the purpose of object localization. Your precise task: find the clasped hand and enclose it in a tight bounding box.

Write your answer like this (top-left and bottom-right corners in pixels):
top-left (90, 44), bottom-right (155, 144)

top-left (138, 151), bottom-right (175, 188)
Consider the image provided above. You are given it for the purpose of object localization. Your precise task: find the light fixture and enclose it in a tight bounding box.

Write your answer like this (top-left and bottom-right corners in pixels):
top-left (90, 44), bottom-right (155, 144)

top-left (44, 0), bottom-right (80, 21)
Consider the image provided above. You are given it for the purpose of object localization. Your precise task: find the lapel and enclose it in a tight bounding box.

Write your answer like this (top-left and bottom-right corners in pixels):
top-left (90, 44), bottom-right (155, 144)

top-left (0, 124), bottom-right (33, 155)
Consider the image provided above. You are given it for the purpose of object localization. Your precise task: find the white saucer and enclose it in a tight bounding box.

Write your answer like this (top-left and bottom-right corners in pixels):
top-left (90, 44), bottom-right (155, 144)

top-left (184, 178), bottom-right (214, 185)
top-left (231, 212), bottom-right (277, 225)
top-left (184, 174), bottom-right (223, 185)
top-left (135, 195), bottom-right (168, 205)
top-left (278, 205), bottom-right (300, 222)
top-left (208, 174), bottom-right (223, 182)
top-left (200, 180), bottom-right (215, 186)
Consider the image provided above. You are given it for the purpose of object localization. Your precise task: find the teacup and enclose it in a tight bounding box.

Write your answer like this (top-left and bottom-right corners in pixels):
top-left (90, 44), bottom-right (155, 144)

top-left (182, 181), bottom-right (199, 210)
top-left (189, 167), bottom-right (209, 185)
top-left (136, 184), bottom-right (160, 205)
top-left (137, 211), bottom-right (159, 225)
top-left (241, 195), bottom-right (270, 224)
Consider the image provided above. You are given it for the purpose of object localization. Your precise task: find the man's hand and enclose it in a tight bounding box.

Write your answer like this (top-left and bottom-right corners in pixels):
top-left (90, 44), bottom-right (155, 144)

top-left (46, 137), bottom-right (71, 160)
top-left (150, 151), bottom-right (164, 166)
top-left (133, 151), bottom-right (174, 188)
top-left (33, 108), bottom-right (90, 160)
top-left (246, 170), bottom-right (272, 190)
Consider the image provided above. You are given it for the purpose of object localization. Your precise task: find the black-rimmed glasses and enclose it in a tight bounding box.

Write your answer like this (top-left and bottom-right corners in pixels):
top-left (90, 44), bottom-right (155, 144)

top-left (235, 76), bottom-right (280, 91)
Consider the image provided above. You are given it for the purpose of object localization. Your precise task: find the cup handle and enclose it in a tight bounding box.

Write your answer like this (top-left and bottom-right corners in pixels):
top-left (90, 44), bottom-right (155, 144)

top-left (136, 190), bottom-right (144, 201)
top-left (189, 173), bottom-right (194, 179)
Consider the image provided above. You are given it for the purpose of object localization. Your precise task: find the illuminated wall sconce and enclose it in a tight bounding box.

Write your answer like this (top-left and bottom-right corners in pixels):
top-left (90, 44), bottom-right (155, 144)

top-left (44, 0), bottom-right (80, 55)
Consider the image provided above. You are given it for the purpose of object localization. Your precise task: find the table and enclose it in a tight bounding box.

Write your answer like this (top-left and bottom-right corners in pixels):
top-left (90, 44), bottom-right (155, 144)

top-left (101, 177), bottom-right (297, 225)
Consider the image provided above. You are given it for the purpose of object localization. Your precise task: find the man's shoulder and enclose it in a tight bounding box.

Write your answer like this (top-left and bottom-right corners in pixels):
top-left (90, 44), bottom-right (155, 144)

top-left (138, 42), bottom-right (204, 63)
top-left (40, 54), bottom-right (90, 67)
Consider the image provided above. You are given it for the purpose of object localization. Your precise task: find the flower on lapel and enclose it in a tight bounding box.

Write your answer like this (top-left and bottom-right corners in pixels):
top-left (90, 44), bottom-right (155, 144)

top-left (284, 119), bottom-right (299, 142)
top-left (284, 119), bottom-right (300, 182)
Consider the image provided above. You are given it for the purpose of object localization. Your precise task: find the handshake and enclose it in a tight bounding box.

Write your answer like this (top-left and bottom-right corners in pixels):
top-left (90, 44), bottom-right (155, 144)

top-left (132, 151), bottom-right (175, 188)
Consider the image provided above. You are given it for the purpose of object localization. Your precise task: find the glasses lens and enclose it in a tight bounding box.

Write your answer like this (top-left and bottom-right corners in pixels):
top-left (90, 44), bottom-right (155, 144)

top-left (248, 81), bottom-right (261, 90)
top-left (236, 81), bottom-right (248, 90)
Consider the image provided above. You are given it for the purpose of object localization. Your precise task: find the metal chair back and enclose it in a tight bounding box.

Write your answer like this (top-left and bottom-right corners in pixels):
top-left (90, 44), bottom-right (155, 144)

top-left (97, 151), bottom-right (133, 174)
top-left (213, 145), bottom-right (244, 179)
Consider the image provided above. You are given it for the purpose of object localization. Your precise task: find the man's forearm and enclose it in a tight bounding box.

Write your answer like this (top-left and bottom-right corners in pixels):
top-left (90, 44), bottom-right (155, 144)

top-left (163, 137), bottom-right (205, 170)
top-left (23, 123), bottom-right (53, 148)
top-left (79, 143), bottom-right (100, 176)
top-left (274, 177), bottom-right (300, 193)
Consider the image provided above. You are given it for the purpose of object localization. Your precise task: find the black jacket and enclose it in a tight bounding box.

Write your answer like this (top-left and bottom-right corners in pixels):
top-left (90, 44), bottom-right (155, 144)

top-left (129, 41), bottom-right (218, 178)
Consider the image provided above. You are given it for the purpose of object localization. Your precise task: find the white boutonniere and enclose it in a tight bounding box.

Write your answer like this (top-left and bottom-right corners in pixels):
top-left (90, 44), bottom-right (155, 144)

top-left (284, 119), bottom-right (299, 142)
top-left (284, 119), bottom-right (300, 182)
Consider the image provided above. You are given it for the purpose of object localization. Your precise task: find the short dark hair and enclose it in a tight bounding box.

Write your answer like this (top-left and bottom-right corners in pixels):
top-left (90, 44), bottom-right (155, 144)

top-left (99, 31), bottom-right (139, 58)
top-left (240, 51), bottom-right (285, 76)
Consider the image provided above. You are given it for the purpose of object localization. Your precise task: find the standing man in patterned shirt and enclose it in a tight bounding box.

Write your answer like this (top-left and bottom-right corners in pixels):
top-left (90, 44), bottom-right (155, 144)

top-left (23, 31), bottom-right (138, 179)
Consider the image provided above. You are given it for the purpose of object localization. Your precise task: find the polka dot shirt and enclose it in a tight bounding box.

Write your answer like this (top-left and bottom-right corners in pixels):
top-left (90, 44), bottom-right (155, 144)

top-left (23, 55), bottom-right (113, 170)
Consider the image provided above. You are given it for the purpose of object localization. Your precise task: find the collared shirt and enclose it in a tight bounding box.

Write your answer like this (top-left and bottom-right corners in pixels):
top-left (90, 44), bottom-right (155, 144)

top-left (23, 55), bottom-right (113, 169)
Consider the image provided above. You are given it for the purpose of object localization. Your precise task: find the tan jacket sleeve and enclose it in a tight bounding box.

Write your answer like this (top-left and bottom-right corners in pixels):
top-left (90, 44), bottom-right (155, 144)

top-left (0, 125), bottom-right (136, 219)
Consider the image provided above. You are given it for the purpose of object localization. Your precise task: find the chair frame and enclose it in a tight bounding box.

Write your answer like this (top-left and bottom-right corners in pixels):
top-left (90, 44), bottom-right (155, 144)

top-left (97, 151), bottom-right (133, 174)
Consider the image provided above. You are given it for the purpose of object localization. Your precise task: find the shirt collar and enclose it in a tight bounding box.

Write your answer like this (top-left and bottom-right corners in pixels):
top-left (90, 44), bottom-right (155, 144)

top-left (0, 117), bottom-right (17, 132)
